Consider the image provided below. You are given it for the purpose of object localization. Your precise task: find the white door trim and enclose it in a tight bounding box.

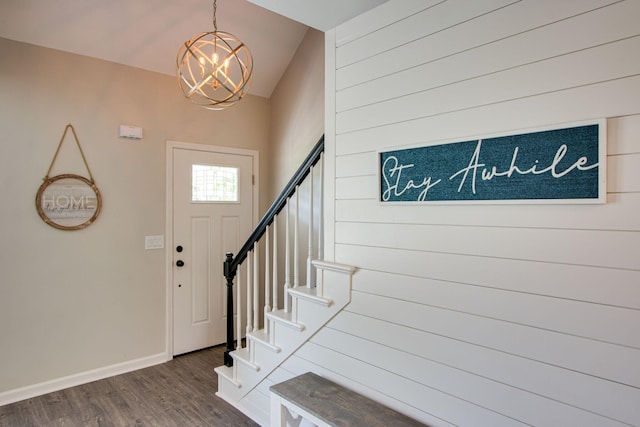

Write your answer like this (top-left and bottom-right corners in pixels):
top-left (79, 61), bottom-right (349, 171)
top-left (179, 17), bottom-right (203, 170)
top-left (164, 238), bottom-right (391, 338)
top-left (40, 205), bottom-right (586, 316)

top-left (164, 140), bottom-right (259, 360)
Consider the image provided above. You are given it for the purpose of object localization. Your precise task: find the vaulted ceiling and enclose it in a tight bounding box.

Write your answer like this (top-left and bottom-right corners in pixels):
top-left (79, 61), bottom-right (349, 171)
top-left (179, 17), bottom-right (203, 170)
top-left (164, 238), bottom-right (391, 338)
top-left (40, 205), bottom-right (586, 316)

top-left (0, 0), bottom-right (387, 98)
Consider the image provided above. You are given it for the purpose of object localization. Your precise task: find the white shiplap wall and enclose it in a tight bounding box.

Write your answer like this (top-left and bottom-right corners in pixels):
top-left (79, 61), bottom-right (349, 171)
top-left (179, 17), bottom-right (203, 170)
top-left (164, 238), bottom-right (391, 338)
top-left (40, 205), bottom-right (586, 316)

top-left (264, 1), bottom-right (640, 426)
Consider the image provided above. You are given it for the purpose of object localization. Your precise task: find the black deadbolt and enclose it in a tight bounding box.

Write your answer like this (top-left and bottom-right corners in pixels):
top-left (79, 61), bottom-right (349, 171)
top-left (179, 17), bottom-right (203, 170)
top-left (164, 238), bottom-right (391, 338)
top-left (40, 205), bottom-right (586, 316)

top-left (176, 245), bottom-right (183, 253)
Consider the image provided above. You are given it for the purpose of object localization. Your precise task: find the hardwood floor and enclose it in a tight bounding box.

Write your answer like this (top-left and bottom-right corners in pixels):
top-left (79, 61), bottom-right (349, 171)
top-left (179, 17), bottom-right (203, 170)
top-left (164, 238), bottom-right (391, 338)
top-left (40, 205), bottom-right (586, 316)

top-left (0, 345), bottom-right (258, 426)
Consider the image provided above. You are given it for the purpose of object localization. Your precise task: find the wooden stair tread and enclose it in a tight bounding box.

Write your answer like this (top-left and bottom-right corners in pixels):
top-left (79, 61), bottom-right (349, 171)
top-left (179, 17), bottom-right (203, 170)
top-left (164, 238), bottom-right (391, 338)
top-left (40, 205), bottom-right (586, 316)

top-left (247, 329), bottom-right (281, 353)
top-left (231, 347), bottom-right (260, 371)
top-left (266, 309), bottom-right (305, 331)
top-left (288, 286), bottom-right (333, 307)
top-left (213, 365), bottom-right (241, 388)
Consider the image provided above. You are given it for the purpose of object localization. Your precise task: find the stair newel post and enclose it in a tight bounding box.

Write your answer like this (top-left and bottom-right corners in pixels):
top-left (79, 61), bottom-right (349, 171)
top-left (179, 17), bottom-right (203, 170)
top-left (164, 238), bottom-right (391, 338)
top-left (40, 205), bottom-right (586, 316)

top-left (223, 252), bottom-right (236, 367)
top-left (284, 198), bottom-right (291, 313)
top-left (306, 165), bottom-right (314, 289)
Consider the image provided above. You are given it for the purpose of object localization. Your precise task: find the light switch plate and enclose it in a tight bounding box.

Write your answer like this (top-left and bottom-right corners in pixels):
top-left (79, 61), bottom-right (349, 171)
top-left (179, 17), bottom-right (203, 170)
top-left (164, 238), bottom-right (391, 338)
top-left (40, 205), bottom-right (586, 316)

top-left (145, 235), bottom-right (164, 250)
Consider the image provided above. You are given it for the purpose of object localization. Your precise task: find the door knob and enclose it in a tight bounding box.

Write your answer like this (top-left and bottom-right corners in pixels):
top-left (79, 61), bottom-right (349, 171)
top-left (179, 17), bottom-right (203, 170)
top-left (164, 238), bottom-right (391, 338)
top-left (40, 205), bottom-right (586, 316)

top-left (176, 260), bottom-right (184, 267)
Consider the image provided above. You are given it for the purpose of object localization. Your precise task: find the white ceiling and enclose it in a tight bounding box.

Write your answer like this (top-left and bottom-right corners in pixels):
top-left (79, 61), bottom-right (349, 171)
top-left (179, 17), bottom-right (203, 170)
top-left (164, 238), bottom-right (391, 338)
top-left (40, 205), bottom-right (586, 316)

top-left (0, 0), bottom-right (387, 98)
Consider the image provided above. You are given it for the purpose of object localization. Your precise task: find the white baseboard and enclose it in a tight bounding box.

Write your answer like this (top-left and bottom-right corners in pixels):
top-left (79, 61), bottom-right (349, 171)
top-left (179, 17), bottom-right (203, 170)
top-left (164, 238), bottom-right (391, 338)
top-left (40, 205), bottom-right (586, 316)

top-left (0, 352), bottom-right (170, 406)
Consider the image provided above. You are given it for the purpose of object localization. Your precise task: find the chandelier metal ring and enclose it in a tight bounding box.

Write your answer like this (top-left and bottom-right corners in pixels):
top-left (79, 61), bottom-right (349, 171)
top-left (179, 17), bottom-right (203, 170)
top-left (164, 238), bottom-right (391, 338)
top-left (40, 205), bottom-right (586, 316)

top-left (176, 0), bottom-right (253, 110)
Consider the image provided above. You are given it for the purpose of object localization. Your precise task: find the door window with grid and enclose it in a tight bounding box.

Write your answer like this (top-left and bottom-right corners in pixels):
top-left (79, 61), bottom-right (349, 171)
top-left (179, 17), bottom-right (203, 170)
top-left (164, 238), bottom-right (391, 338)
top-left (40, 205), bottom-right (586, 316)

top-left (191, 164), bottom-right (239, 202)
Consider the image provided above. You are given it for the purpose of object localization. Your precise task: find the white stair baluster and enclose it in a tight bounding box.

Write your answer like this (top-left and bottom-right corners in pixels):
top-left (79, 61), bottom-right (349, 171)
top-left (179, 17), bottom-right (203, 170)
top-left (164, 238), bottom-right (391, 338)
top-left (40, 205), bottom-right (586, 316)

top-left (272, 218), bottom-right (278, 311)
top-left (264, 225), bottom-right (271, 332)
top-left (284, 198), bottom-right (291, 313)
top-left (317, 155), bottom-right (324, 288)
top-left (236, 262), bottom-right (242, 350)
top-left (253, 241), bottom-right (259, 331)
top-left (294, 187), bottom-right (299, 289)
top-left (246, 253), bottom-right (252, 335)
top-left (307, 166), bottom-right (314, 289)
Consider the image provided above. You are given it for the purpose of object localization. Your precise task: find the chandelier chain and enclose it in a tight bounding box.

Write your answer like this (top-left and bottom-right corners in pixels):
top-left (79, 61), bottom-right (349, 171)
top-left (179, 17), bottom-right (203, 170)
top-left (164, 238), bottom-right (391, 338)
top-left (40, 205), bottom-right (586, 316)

top-left (212, 0), bottom-right (217, 32)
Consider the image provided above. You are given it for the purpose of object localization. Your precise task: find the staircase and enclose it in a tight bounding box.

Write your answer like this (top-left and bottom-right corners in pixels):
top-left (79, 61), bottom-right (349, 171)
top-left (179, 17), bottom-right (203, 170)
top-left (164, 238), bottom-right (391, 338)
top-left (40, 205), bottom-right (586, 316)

top-left (215, 261), bottom-right (354, 424)
top-left (213, 136), bottom-right (356, 425)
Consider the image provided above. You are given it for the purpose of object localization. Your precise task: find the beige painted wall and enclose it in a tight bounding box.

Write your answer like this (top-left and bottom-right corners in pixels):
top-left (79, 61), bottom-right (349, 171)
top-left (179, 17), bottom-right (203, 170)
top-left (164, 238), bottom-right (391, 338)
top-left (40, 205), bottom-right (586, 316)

top-left (0, 37), bottom-right (270, 395)
top-left (266, 28), bottom-right (324, 298)
top-left (268, 28), bottom-right (324, 200)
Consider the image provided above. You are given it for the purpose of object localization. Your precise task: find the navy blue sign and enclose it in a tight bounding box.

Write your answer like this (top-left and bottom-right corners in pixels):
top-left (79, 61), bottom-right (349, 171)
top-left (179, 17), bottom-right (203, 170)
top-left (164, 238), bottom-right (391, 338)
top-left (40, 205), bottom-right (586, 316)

top-left (380, 123), bottom-right (604, 203)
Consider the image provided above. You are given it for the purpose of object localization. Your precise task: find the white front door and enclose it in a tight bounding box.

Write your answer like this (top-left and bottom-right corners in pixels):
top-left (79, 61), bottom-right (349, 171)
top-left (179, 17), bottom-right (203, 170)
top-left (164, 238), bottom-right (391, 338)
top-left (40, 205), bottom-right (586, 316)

top-left (171, 145), bottom-right (254, 356)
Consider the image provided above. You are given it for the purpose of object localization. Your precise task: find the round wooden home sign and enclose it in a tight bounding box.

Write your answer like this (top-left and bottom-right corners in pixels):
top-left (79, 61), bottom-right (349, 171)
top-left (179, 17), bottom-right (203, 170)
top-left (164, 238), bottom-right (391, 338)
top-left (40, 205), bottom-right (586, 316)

top-left (36, 124), bottom-right (102, 231)
top-left (36, 174), bottom-right (102, 230)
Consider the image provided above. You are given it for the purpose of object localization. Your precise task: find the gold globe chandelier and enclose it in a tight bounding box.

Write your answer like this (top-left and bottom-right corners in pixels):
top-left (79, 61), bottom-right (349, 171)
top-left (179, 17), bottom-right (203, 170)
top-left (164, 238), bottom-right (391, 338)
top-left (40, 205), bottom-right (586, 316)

top-left (177, 0), bottom-right (253, 110)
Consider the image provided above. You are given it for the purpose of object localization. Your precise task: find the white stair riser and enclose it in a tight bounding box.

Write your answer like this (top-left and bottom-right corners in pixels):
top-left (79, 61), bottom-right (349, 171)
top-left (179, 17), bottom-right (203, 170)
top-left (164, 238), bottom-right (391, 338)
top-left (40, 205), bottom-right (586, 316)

top-left (251, 343), bottom-right (284, 368)
top-left (295, 299), bottom-right (337, 329)
top-left (234, 363), bottom-right (265, 389)
top-left (322, 273), bottom-right (352, 302)
top-left (269, 329), bottom-right (301, 354)
top-left (217, 375), bottom-right (243, 402)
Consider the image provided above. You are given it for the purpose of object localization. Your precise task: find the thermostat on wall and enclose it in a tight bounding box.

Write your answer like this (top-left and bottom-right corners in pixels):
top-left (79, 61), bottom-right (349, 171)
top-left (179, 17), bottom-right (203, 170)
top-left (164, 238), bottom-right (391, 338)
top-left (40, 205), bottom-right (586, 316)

top-left (119, 124), bottom-right (143, 139)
